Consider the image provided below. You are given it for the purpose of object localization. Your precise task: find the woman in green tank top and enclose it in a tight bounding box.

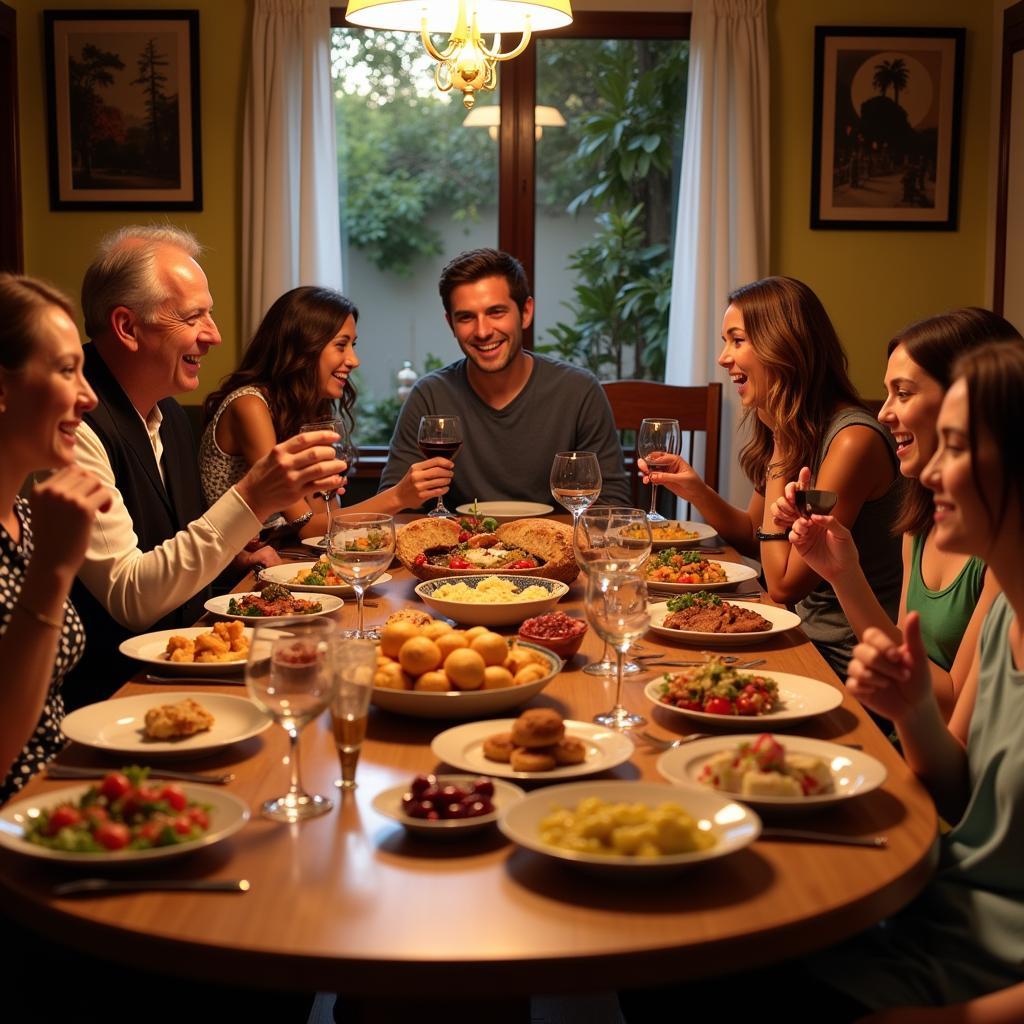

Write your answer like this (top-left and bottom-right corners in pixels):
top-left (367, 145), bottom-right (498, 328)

top-left (788, 308), bottom-right (1019, 716)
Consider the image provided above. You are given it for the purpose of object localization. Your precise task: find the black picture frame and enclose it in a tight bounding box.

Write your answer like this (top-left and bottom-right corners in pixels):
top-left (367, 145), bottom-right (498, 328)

top-left (810, 26), bottom-right (964, 231)
top-left (44, 9), bottom-right (202, 211)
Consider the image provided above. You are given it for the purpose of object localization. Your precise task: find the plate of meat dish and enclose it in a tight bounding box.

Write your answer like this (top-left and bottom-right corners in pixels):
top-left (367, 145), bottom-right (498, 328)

top-left (204, 585), bottom-right (342, 623)
top-left (648, 592), bottom-right (802, 647)
top-left (644, 551), bottom-right (759, 593)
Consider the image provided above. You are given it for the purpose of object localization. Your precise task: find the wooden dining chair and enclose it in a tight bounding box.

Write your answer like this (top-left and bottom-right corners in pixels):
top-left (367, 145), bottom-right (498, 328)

top-left (602, 381), bottom-right (723, 513)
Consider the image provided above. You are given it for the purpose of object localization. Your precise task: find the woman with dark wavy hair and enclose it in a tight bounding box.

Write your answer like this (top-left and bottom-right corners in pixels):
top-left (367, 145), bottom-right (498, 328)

top-left (200, 286), bottom-right (451, 536)
top-left (789, 308), bottom-right (1020, 717)
top-left (642, 275), bottom-right (902, 677)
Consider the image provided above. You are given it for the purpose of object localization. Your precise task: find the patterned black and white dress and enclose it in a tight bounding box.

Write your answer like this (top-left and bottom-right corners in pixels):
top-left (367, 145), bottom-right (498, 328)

top-left (0, 497), bottom-right (84, 803)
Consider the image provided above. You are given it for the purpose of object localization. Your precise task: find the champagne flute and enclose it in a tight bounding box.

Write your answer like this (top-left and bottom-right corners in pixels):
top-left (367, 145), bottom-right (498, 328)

top-left (246, 619), bottom-right (338, 822)
top-left (417, 415), bottom-right (462, 518)
top-left (301, 417), bottom-right (357, 534)
top-left (585, 567), bottom-right (650, 730)
top-left (575, 507), bottom-right (652, 677)
top-left (637, 418), bottom-right (681, 523)
top-left (550, 451), bottom-right (602, 528)
top-left (331, 638), bottom-right (377, 790)
top-left (327, 513), bottom-right (395, 638)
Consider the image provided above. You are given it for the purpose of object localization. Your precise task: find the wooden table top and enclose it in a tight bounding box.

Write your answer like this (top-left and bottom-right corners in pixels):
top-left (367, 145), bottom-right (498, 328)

top-left (0, 553), bottom-right (938, 997)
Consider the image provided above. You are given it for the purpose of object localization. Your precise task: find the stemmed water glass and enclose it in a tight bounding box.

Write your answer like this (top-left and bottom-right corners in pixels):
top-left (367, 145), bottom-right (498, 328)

top-left (300, 417), bottom-right (358, 534)
top-left (245, 618), bottom-right (338, 822)
top-left (637, 418), bottom-right (681, 523)
top-left (326, 513), bottom-right (396, 638)
top-left (574, 507), bottom-right (652, 677)
top-left (331, 638), bottom-right (377, 791)
top-left (417, 415), bottom-right (462, 518)
top-left (585, 568), bottom-right (650, 730)
top-left (550, 451), bottom-right (602, 529)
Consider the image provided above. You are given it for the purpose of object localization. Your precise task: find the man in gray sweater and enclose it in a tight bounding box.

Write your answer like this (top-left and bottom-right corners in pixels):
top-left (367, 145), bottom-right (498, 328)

top-left (379, 248), bottom-right (630, 511)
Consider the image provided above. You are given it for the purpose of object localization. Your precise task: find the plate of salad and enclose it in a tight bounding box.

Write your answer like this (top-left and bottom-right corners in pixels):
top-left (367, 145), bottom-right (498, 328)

top-left (644, 551), bottom-right (759, 592)
top-left (259, 559), bottom-right (392, 596)
top-left (0, 767), bottom-right (250, 864)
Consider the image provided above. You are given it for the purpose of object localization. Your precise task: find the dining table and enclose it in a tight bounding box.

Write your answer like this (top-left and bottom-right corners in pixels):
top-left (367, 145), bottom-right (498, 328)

top-left (0, 525), bottom-right (939, 1021)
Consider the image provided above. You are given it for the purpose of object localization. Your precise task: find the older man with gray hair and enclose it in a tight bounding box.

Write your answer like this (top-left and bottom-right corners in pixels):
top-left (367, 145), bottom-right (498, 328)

top-left (65, 225), bottom-right (344, 709)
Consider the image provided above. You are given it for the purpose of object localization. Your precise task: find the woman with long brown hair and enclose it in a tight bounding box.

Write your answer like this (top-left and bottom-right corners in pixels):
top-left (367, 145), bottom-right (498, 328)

top-left (643, 276), bottom-right (901, 676)
top-left (200, 286), bottom-right (452, 538)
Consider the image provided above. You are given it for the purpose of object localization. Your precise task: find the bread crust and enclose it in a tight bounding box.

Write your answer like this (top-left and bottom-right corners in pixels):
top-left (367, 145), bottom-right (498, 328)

top-left (396, 517), bottom-right (578, 584)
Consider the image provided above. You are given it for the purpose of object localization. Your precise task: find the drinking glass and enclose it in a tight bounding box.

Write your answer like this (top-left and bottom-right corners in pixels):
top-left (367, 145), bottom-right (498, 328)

top-left (574, 507), bottom-right (652, 677)
top-left (550, 451), bottom-right (602, 528)
top-left (326, 513), bottom-right (396, 638)
top-left (585, 568), bottom-right (650, 730)
top-left (637, 418), bottom-right (681, 523)
top-left (417, 415), bottom-right (462, 518)
top-left (331, 638), bottom-right (377, 790)
top-left (246, 618), bottom-right (338, 821)
top-left (300, 417), bottom-right (358, 533)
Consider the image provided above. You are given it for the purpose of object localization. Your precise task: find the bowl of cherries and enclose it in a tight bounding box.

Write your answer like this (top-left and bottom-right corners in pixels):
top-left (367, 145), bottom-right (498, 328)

top-left (372, 774), bottom-right (525, 838)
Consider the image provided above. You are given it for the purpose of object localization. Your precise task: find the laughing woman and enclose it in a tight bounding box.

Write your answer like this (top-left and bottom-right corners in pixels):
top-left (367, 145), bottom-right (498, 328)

top-left (0, 275), bottom-right (110, 801)
top-left (788, 309), bottom-right (1020, 718)
top-left (641, 276), bottom-right (902, 677)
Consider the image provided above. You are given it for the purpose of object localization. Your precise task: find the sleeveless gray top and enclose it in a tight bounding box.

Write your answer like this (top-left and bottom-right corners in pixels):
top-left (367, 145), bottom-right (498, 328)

top-left (796, 406), bottom-right (903, 677)
top-left (198, 386), bottom-right (271, 513)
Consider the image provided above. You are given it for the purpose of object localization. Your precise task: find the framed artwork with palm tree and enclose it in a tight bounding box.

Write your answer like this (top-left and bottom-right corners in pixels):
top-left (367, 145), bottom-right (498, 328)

top-left (43, 10), bottom-right (201, 211)
top-left (810, 26), bottom-right (964, 230)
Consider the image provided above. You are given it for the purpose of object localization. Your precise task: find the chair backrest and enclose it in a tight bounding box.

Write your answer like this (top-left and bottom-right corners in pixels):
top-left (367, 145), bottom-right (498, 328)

top-left (602, 380), bottom-right (723, 508)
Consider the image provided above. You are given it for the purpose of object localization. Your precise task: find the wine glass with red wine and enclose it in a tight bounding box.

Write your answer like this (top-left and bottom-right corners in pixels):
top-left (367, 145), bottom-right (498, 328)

top-left (417, 415), bottom-right (462, 518)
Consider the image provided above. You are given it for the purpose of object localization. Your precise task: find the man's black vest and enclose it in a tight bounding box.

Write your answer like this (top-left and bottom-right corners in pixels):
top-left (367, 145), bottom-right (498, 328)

top-left (64, 344), bottom-right (209, 710)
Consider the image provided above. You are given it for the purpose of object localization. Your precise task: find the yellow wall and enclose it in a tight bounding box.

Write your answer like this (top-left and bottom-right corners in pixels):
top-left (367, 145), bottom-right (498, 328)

top-left (771, 0), bottom-right (996, 396)
top-left (13, 0), bottom-right (997, 404)
top-left (13, 0), bottom-right (249, 403)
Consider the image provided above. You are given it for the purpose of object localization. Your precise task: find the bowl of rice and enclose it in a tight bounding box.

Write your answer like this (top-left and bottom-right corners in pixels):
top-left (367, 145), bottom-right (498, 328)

top-left (414, 575), bottom-right (569, 627)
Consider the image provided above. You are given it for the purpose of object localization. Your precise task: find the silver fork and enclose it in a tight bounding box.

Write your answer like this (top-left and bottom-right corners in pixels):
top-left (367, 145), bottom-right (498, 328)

top-left (635, 731), bottom-right (710, 750)
top-left (46, 764), bottom-right (235, 785)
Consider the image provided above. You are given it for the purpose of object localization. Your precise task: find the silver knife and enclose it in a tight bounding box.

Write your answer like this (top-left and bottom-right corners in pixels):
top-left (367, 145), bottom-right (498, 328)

top-left (145, 673), bottom-right (244, 685)
top-left (54, 878), bottom-right (251, 897)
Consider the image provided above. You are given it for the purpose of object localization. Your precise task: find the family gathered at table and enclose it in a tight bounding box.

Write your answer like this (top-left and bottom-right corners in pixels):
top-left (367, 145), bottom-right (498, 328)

top-left (1, 225), bottom-right (1023, 1023)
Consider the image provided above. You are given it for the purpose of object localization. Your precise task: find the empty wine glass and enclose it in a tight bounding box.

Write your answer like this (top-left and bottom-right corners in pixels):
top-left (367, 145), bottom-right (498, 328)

top-left (301, 417), bottom-right (357, 533)
top-left (417, 415), bottom-right (462, 517)
top-left (637, 418), bottom-right (681, 523)
top-left (327, 513), bottom-right (396, 638)
top-left (246, 618), bottom-right (338, 821)
top-left (550, 451), bottom-right (602, 528)
top-left (574, 507), bottom-right (652, 677)
top-left (585, 567), bottom-right (650, 730)
top-left (331, 638), bottom-right (377, 791)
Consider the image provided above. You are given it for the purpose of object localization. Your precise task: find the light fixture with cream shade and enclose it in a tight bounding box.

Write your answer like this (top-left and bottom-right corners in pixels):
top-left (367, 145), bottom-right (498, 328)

top-left (462, 104), bottom-right (566, 140)
top-left (344, 0), bottom-right (573, 108)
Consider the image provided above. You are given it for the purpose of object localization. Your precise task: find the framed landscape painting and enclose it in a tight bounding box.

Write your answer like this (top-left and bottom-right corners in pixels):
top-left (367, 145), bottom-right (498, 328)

top-left (811, 26), bottom-right (965, 230)
top-left (44, 10), bottom-right (202, 211)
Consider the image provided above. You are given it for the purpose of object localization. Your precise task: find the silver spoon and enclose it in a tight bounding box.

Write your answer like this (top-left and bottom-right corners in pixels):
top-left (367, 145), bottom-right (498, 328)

top-left (54, 878), bottom-right (251, 897)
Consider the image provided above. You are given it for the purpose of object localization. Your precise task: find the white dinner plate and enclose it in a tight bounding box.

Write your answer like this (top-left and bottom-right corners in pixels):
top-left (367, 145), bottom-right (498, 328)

top-left (644, 670), bottom-right (843, 728)
top-left (302, 535), bottom-right (328, 550)
top-left (61, 692), bottom-right (270, 757)
top-left (648, 599), bottom-right (803, 647)
top-left (204, 591), bottom-right (343, 623)
top-left (118, 626), bottom-right (252, 674)
top-left (455, 501), bottom-right (555, 520)
top-left (0, 783), bottom-right (250, 865)
top-left (498, 780), bottom-right (760, 876)
top-left (642, 520), bottom-right (718, 550)
top-left (372, 642), bottom-right (561, 719)
top-left (371, 775), bottom-right (526, 838)
top-left (259, 562), bottom-right (393, 596)
top-left (656, 734), bottom-right (887, 812)
top-left (431, 720), bottom-right (634, 782)
top-left (645, 559), bottom-right (759, 593)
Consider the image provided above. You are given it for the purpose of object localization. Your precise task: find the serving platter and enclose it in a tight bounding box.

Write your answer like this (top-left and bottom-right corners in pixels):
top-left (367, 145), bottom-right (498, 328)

top-left (455, 501), bottom-right (555, 520)
top-left (415, 575), bottom-right (569, 627)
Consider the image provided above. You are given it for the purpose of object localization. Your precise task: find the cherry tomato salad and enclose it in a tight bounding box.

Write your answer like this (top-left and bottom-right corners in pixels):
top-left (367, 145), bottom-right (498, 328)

top-left (646, 549), bottom-right (727, 585)
top-left (658, 658), bottom-right (780, 717)
top-left (24, 767), bottom-right (212, 853)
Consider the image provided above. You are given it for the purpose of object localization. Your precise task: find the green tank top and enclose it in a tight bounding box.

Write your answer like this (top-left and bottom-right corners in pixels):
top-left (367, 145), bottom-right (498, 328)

top-left (906, 531), bottom-right (986, 672)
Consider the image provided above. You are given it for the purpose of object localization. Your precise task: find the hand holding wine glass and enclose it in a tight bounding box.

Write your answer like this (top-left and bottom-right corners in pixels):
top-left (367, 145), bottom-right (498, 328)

top-left (637, 418), bottom-right (681, 523)
top-left (300, 417), bottom-right (356, 530)
top-left (327, 513), bottom-right (396, 638)
top-left (550, 451), bottom-right (601, 526)
top-left (246, 618), bottom-right (338, 821)
top-left (417, 415), bottom-right (462, 518)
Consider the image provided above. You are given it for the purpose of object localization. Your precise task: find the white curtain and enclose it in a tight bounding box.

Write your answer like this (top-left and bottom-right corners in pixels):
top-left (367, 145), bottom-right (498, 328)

top-left (242, 0), bottom-right (342, 341)
top-left (665, 0), bottom-right (770, 508)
